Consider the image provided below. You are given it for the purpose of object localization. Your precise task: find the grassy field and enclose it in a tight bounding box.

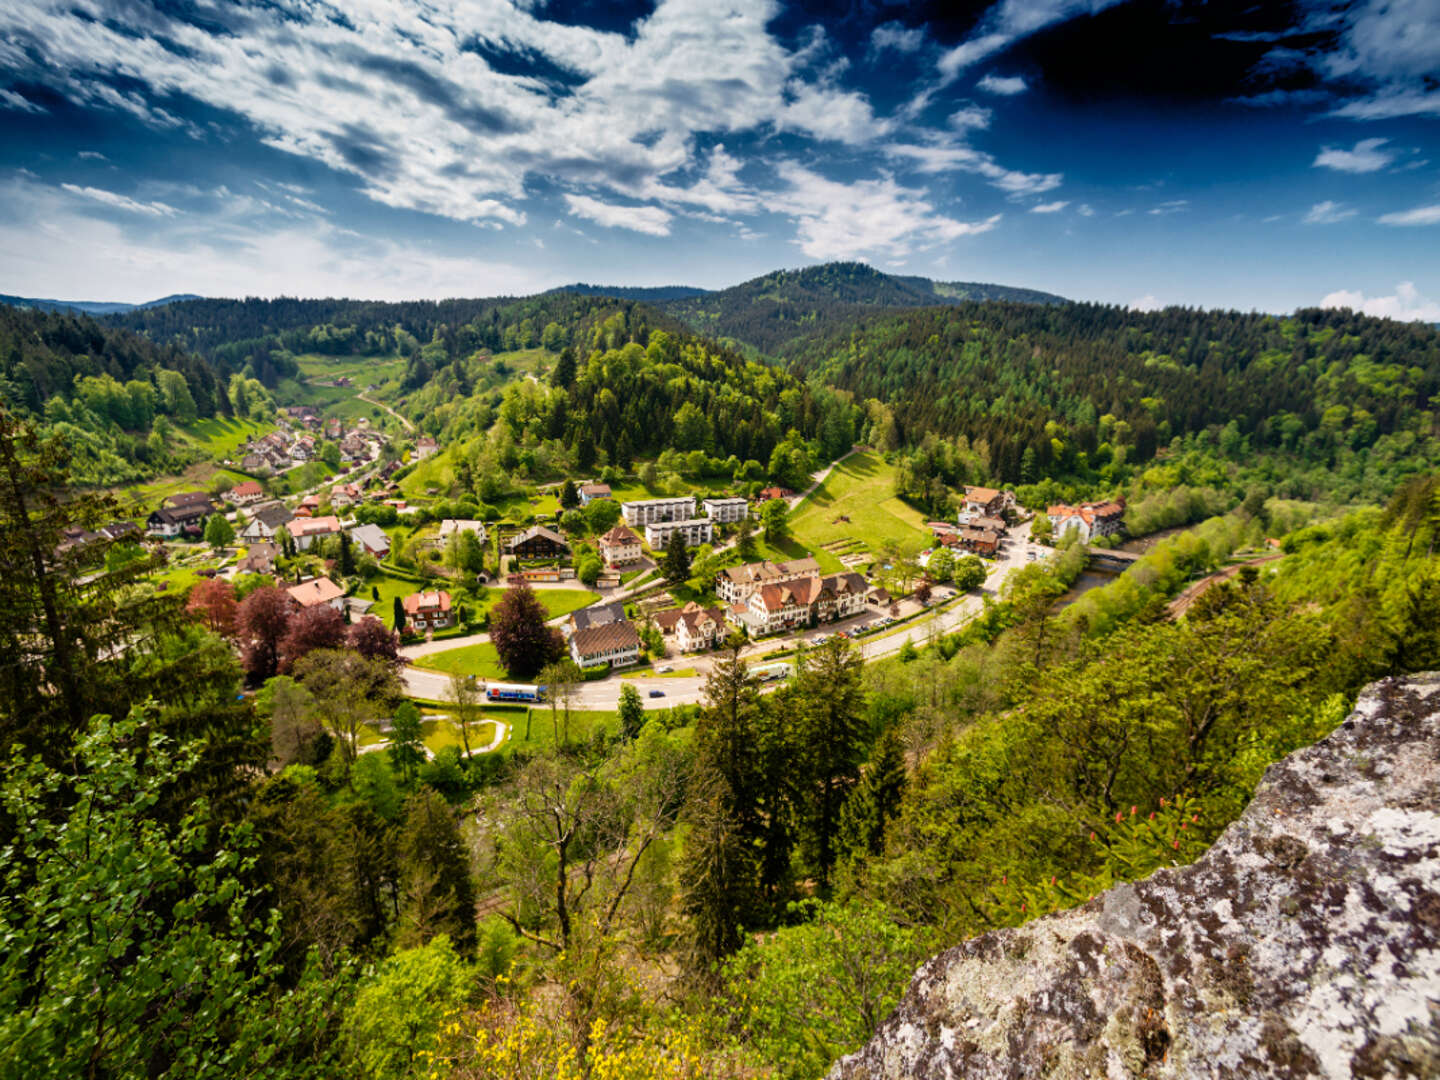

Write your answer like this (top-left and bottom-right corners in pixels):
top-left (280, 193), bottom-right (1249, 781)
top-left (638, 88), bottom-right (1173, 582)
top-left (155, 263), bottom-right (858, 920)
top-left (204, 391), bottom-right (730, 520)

top-left (358, 716), bottom-right (499, 755)
top-left (110, 465), bottom-right (254, 511)
top-left (412, 642), bottom-right (507, 679)
top-left (788, 452), bottom-right (929, 567)
top-left (178, 416), bottom-right (274, 456)
top-left (508, 707), bottom-right (618, 755)
top-left (293, 353), bottom-right (407, 384)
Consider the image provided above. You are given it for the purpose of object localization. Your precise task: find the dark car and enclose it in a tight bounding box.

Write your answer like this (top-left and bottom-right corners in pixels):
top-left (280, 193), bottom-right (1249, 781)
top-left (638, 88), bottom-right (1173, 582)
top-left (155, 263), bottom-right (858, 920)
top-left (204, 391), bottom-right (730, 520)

top-left (648, 689), bottom-right (666, 698)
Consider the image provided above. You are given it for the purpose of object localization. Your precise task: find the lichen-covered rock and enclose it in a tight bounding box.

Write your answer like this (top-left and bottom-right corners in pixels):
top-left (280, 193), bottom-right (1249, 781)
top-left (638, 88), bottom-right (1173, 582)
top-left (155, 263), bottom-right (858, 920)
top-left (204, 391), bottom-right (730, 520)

top-left (830, 674), bottom-right (1440, 1080)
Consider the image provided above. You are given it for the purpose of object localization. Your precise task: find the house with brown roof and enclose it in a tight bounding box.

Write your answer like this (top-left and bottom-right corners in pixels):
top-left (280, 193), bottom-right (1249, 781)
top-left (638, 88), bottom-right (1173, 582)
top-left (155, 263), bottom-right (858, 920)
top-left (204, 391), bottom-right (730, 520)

top-left (569, 620), bottom-right (641, 669)
top-left (757, 486), bottom-right (794, 503)
top-left (715, 556), bottom-right (821, 604)
top-left (287, 576), bottom-right (345, 611)
top-left (403, 589), bottom-right (454, 631)
top-left (598, 523), bottom-right (643, 567)
top-left (226, 480), bottom-right (265, 506)
top-left (962, 485), bottom-right (1006, 517)
top-left (578, 482), bottom-right (612, 506)
top-left (237, 542), bottom-right (278, 576)
top-left (654, 602), bottom-right (727, 653)
top-left (413, 435), bottom-right (439, 460)
top-left (733, 571), bottom-right (868, 637)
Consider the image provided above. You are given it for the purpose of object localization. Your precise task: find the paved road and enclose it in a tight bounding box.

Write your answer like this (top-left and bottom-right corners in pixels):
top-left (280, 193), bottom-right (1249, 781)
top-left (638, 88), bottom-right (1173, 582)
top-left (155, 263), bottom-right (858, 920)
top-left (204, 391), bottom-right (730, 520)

top-left (400, 522), bottom-right (1038, 709)
top-left (789, 446), bottom-right (858, 508)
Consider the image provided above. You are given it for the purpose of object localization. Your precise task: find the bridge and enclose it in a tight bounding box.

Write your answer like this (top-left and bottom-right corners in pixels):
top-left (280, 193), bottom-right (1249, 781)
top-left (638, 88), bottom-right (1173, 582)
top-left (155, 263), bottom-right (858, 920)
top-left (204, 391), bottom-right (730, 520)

top-left (1085, 547), bottom-right (1142, 572)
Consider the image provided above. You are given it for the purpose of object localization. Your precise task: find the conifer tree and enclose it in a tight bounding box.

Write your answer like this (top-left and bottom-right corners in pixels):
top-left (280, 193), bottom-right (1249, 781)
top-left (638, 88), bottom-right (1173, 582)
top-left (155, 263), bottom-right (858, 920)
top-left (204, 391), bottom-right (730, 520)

top-left (662, 530), bottom-right (691, 586)
top-left (395, 788), bottom-right (477, 952)
top-left (795, 637), bottom-right (866, 890)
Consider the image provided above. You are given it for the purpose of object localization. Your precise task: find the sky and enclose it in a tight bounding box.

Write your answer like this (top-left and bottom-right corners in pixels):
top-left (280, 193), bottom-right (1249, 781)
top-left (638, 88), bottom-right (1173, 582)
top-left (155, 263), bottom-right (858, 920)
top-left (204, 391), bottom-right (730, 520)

top-left (0, 0), bottom-right (1438, 318)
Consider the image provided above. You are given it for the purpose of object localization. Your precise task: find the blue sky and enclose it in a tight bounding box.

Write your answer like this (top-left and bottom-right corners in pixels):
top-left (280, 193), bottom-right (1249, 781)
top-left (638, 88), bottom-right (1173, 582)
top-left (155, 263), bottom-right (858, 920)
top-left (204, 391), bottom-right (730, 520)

top-left (0, 0), bottom-right (1437, 318)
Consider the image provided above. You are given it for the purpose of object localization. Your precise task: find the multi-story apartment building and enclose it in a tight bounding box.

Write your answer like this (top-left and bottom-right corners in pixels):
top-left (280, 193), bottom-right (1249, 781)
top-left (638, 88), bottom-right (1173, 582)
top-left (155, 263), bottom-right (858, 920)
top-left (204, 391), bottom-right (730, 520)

top-left (622, 495), bottom-right (695, 527)
top-left (644, 518), bottom-right (713, 549)
top-left (714, 556), bottom-right (820, 605)
top-left (701, 496), bottom-right (750, 524)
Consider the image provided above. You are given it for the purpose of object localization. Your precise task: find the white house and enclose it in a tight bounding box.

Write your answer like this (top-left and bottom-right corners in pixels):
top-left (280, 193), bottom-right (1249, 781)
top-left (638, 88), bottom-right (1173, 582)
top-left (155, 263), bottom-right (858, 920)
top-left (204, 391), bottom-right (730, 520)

top-left (578, 482), bottom-right (612, 506)
top-left (569, 621), bottom-right (641, 669)
top-left (715, 556), bottom-right (820, 605)
top-left (598, 524), bottom-right (643, 567)
top-left (1046, 500), bottom-right (1126, 543)
top-left (439, 518), bottom-right (488, 546)
top-left (291, 515), bottom-right (343, 551)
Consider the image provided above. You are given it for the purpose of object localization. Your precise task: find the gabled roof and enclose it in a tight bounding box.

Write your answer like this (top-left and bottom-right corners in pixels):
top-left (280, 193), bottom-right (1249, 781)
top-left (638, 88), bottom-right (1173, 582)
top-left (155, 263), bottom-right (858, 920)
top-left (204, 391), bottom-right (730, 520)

top-left (571, 621), bottom-right (640, 657)
top-left (292, 514), bottom-right (342, 536)
top-left (506, 524), bottom-right (568, 550)
top-left (164, 490), bottom-right (215, 510)
top-left (349, 523), bottom-right (391, 552)
top-left (579, 482), bottom-right (612, 495)
top-left (572, 600), bottom-right (627, 632)
top-left (230, 481), bottom-right (263, 498)
top-left (403, 589), bottom-right (452, 614)
top-left (600, 523), bottom-right (640, 546)
top-left (964, 485), bottom-right (1002, 505)
top-left (287, 577), bottom-right (344, 607)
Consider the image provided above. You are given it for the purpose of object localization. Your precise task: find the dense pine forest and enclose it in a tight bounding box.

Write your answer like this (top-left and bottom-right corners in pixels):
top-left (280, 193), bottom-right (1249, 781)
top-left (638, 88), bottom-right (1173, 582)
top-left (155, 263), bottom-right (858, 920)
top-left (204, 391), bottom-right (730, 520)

top-left (786, 301), bottom-right (1440, 500)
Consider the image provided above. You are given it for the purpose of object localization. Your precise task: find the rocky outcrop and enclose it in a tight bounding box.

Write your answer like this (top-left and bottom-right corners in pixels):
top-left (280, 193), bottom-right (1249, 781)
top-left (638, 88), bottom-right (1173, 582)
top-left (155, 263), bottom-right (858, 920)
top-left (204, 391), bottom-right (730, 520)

top-left (830, 674), bottom-right (1440, 1079)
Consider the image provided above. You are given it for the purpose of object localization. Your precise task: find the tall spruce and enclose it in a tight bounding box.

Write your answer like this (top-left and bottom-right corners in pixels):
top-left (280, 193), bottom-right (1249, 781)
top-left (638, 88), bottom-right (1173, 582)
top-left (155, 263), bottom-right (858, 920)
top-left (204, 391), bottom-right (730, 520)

top-left (794, 637), bottom-right (867, 890)
top-left (395, 788), bottom-right (477, 952)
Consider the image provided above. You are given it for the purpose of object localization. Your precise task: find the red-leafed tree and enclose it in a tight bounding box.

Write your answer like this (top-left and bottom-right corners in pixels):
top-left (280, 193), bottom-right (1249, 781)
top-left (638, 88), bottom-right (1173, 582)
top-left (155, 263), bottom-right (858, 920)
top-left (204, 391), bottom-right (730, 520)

top-left (187, 577), bottom-right (238, 638)
top-left (348, 615), bottom-right (401, 668)
top-left (279, 603), bottom-right (347, 673)
top-left (489, 581), bottom-right (563, 679)
top-left (237, 585), bottom-right (292, 683)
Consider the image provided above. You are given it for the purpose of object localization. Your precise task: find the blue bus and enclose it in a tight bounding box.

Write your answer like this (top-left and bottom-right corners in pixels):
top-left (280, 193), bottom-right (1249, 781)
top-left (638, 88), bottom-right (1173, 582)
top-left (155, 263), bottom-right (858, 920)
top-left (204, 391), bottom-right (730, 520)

top-left (485, 682), bottom-right (545, 704)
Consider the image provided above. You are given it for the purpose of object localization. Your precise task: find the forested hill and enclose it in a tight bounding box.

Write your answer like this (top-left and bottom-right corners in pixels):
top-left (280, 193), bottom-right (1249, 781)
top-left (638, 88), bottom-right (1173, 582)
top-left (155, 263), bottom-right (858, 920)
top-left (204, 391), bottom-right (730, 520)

top-left (660, 261), bottom-right (1066, 353)
top-left (402, 293), bottom-right (856, 472)
top-left (549, 283), bottom-right (710, 301)
top-left (0, 303), bottom-right (224, 418)
top-left (786, 301), bottom-right (1440, 485)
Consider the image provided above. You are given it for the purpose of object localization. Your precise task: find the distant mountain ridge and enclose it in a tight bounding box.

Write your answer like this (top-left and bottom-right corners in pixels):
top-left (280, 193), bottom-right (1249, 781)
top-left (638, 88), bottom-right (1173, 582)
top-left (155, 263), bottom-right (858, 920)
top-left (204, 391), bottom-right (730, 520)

top-left (657, 262), bottom-right (1068, 354)
top-left (0, 293), bottom-right (202, 317)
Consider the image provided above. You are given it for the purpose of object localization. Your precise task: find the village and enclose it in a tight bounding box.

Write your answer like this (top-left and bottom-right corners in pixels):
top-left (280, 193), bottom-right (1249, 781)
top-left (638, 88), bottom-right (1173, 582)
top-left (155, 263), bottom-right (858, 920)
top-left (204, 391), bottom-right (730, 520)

top-left (87, 405), bottom-right (1132, 725)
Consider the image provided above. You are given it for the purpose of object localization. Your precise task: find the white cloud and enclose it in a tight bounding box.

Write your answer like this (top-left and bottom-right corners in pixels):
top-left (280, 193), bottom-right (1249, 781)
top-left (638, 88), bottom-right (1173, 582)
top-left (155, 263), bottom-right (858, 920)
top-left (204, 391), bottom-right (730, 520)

top-left (947, 104), bottom-right (993, 131)
top-left (0, 88), bottom-right (45, 113)
top-left (1303, 200), bottom-right (1357, 224)
top-left (1313, 137), bottom-right (1394, 173)
top-left (1251, 0), bottom-right (1440, 121)
top-left (1377, 203), bottom-right (1440, 226)
top-left (563, 194), bottom-right (672, 237)
top-left (1321, 282), bottom-right (1440, 322)
top-left (1076, 203), bottom-right (1095, 216)
top-left (1147, 199), bottom-right (1190, 215)
top-left (76, 150), bottom-right (107, 161)
top-left (977, 74), bottom-right (1028, 96)
top-left (871, 23), bottom-right (924, 53)
top-left (937, 0), bottom-right (1127, 82)
top-left (1030, 200), bottom-right (1067, 213)
top-left (59, 183), bottom-right (177, 217)
top-left (0, 0), bottom-right (895, 230)
top-left (774, 164), bottom-right (1000, 260)
top-left (0, 172), bottom-right (549, 301)
top-left (882, 141), bottom-right (1062, 195)
top-left (1129, 294), bottom-right (1161, 312)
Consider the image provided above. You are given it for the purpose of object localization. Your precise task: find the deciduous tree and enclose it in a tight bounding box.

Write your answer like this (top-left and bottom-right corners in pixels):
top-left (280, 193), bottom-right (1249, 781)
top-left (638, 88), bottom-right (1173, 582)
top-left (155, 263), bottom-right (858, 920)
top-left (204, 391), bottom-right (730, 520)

top-left (490, 582), bottom-right (563, 679)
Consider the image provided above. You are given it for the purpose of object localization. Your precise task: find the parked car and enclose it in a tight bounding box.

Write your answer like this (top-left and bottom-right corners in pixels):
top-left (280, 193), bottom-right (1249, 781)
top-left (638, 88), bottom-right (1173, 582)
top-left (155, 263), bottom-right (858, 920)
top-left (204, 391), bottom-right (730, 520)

top-left (649, 689), bottom-right (665, 698)
top-left (656, 665), bottom-right (673, 673)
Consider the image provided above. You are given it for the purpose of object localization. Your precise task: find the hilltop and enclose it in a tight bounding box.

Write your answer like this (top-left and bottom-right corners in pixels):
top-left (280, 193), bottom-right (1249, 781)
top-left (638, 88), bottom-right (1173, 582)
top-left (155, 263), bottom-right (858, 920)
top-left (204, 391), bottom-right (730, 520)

top-left (660, 262), bottom-right (1066, 353)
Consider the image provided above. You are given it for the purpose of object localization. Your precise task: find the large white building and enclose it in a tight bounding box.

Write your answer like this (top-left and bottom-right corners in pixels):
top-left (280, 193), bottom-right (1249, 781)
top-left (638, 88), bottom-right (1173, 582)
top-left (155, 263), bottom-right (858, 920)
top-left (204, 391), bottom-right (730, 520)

top-left (702, 496), bottom-right (750, 524)
top-left (570, 621), bottom-right (641, 669)
top-left (714, 556), bottom-right (821, 605)
top-left (644, 518), bottom-right (713, 549)
top-left (729, 571), bottom-right (868, 637)
top-left (622, 495), bottom-right (695, 527)
top-left (1047, 500), bottom-right (1126, 543)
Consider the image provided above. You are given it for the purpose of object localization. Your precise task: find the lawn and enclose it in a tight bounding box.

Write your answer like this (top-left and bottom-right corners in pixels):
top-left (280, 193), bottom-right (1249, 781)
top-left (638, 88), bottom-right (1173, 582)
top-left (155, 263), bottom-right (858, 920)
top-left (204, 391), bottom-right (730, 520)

top-left (358, 716), bottom-right (499, 756)
top-left (787, 452), bottom-right (929, 567)
top-left (412, 642), bottom-right (507, 679)
top-left (508, 707), bottom-right (618, 754)
top-left (621, 666), bottom-right (698, 679)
